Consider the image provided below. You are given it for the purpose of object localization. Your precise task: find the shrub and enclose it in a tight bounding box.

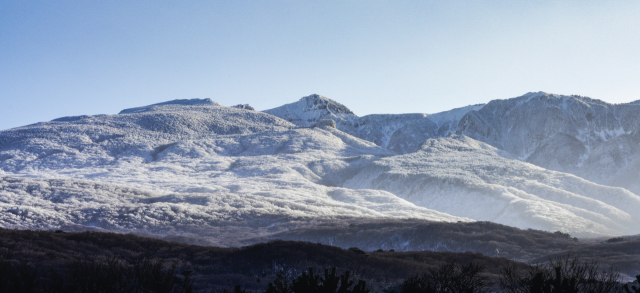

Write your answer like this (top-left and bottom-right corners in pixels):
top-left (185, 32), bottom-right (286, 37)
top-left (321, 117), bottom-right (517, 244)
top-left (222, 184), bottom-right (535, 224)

top-left (207, 285), bottom-right (256, 293)
top-left (499, 256), bottom-right (620, 293)
top-left (265, 272), bottom-right (293, 293)
top-left (401, 262), bottom-right (488, 293)
top-left (0, 253), bottom-right (194, 293)
top-left (348, 247), bottom-right (367, 255)
top-left (625, 275), bottom-right (640, 293)
top-left (265, 267), bottom-right (369, 293)
top-left (605, 237), bottom-right (626, 244)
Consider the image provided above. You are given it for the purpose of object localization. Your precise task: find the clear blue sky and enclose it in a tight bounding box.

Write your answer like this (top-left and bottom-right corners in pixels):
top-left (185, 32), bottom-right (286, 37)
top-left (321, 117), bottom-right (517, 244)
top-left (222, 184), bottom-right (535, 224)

top-left (1, 1), bottom-right (639, 130)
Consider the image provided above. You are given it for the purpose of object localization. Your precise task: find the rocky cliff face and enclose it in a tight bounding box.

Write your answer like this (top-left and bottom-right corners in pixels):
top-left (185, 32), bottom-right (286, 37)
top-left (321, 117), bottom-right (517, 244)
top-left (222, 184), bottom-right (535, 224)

top-left (456, 92), bottom-right (640, 194)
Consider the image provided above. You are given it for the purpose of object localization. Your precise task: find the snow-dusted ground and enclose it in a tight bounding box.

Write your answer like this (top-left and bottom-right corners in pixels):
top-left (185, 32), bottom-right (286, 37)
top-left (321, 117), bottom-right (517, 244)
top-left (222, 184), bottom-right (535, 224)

top-left (0, 101), bottom-right (465, 245)
top-left (264, 94), bottom-right (484, 152)
top-left (344, 135), bottom-right (640, 237)
top-left (456, 92), bottom-right (640, 195)
top-left (1, 93), bottom-right (639, 244)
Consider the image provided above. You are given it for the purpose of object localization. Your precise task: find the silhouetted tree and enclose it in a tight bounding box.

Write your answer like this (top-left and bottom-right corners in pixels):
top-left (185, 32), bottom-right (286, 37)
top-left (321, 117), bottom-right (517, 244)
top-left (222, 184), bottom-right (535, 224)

top-left (500, 256), bottom-right (621, 293)
top-left (401, 262), bottom-right (488, 293)
top-left (206, 285), bottom-right (255, 293)
top-left (265, 272), bottom-right (293, 293)
top-left (348, 247), bottom-right (367, 255)
top-left (266, 267), bottom-right (369, 293)
top-left (0, 252), bottom-right (195, 293)
top-left (624, 275), bottom-right (640, 293)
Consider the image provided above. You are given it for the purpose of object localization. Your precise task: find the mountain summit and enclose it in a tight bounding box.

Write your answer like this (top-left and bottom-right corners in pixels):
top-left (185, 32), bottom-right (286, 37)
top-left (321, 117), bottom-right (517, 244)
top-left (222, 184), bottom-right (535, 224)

top-left (264, 92), bottom-right (640, 195)
top-left (263, 94), bottom-right (356, 126)
top-left (456, 91), bottom-right (640, 194)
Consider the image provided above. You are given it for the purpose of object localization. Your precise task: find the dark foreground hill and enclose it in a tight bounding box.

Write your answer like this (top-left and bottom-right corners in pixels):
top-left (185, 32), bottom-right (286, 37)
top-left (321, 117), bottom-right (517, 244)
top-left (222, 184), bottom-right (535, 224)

top-left (1, 228), bottom-right (639, 291)
top-left (0, 228), bottom-right (526, 291)
top-left (248, 219), bottom-right (585, 262)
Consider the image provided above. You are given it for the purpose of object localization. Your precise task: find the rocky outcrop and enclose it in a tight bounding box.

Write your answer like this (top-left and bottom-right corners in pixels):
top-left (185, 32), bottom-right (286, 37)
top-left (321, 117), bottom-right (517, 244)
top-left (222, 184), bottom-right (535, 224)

top-left (231, 104), bottom-right (255, 111)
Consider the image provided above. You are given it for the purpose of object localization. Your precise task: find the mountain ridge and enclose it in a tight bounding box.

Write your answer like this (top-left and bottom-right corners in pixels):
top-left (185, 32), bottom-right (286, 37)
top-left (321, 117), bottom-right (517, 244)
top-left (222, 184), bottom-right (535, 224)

top-left (1, 91), bottom-right (639, 246)
top-left (263, 92), bottom-right (640, 194)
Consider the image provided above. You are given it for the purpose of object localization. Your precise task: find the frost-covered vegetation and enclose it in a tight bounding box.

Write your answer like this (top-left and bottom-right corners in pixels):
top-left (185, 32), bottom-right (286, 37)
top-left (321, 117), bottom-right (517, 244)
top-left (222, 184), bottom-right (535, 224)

top-left (1, 92), bottom-right (640, 244)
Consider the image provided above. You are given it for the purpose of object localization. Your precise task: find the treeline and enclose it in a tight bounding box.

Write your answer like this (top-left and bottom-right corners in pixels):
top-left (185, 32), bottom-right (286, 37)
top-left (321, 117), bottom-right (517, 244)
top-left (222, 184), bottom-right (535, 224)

top-left (0, 254), bottom-right (194, 293)
top-left (254, 256), bottom-right (638, 293)
top-left (0, 229), bottom-right (522, 289)
top-left (1, 229), bottom-right (639, 292)
top-left (2, 250), bottom-right (639, 293)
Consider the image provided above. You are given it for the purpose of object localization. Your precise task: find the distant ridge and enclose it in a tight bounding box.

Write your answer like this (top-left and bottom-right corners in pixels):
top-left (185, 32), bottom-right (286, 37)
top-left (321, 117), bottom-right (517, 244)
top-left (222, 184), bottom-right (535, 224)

top-left (119, 98), bottom-right (219, 114)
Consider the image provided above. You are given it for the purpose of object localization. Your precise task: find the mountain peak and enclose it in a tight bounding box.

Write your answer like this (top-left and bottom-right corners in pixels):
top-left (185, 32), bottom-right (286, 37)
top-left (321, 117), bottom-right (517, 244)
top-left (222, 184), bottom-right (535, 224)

top-left (263, 94), bottom-right (356, 126)
top-left (298, 94), bottom-right (355, 116)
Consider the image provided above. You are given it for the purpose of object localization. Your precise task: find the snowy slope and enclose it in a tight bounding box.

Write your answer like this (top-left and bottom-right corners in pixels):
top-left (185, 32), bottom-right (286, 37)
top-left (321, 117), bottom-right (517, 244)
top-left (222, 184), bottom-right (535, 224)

top-left (263, 94), bottom-right (484, 153)
top-left (344, 135), bottom-right (640, 237)
top-left (0, 100), bottom-right (294, 172)
top-left (263, 94), bottom-right (357, 127)
top-left (0, 100), bottom-right (467, 245)
top-left (1, 94), bottom-right (639, 244)
top-left (456, 92), bottom-right (640, 194)
top-left (265, 93), bottom-right (640, 195)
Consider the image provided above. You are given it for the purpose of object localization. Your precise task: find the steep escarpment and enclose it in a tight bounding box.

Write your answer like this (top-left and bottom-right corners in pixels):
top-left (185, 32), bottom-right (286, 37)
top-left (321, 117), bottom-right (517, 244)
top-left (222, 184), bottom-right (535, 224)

top-left (456, 92), bottom-right (640, 194)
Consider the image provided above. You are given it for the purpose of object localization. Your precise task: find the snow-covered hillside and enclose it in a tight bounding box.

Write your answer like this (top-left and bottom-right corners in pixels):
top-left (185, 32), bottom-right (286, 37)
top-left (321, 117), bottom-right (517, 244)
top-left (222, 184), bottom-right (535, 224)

top-left (265, 93), bottom-right (640, 195)
top-left (344, 135), bottom-right (640, 237)
top-left (456, 92), bottom-right (640, 195)
top-left (263, 94), bottom-right (484, 153)
top-left (0, 100), bottom-right (466, 245)
top-left (1, 93), bottom-right (639, 244)
top-left (263, 94), bottom-right (357, 127)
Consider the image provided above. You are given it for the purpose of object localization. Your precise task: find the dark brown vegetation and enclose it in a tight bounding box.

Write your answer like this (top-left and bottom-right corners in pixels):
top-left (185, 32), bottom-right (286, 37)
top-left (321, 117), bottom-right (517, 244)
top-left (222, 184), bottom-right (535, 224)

top-left (255, 220), bottom-right (586, 261)
top-left (0, 228), bottom-right (525, 291)
top-left (401, 262), bottom-right (488, 293)
top-left (262, 267), bottom-right (370, 293)
top-left (0, 253), bottom-right (195, 293)
top-left (0, 228), bottom-right (638, 292)
top-left (531, 240), bottom-right (640, 280)
top-left (624, 275), bottom-right (640, 293)
top-left (257, 220), bottom-right (640, 279)
top-left (500, 256), bottom-right (621, 293)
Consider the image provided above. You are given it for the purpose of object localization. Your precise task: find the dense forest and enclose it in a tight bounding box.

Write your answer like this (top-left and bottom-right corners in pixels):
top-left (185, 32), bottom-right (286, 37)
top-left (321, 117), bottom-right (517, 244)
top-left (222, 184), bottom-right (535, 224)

top-left (0, 228), bottom-right (639, 292)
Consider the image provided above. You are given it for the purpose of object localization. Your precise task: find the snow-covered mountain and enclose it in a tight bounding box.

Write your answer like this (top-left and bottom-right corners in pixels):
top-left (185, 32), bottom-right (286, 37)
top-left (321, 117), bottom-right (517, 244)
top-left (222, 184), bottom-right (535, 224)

top-left (1, 93), bottom-right (639, 245)
top-left (265, 93), bottom-right (640, 195)
top-left (456, 92), bottom-right (640, 195)
top-left (263, 94), bottom-right (484, 153)
top-left (344, 135), bottom-right (640, 236)
top-left (0, 100), bottom-right (465, 245)
top-left (263, 94), bottom-right (357, 127)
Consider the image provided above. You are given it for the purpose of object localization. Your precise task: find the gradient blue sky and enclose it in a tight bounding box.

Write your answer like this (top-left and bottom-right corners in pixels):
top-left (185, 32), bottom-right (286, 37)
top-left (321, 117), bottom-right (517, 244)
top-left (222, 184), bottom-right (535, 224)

top-left (1, 1), bottom-right (639, 130)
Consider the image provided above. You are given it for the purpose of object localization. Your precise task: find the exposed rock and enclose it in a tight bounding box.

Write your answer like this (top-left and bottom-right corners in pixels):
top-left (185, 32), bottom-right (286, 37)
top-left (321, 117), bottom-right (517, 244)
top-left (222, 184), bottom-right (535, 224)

top-left (315, 119), bottom-right (336, 128)
top-left (119, 98), bottom-right (218, 114)
top-left (231, 104), bottom-right (255, 111)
